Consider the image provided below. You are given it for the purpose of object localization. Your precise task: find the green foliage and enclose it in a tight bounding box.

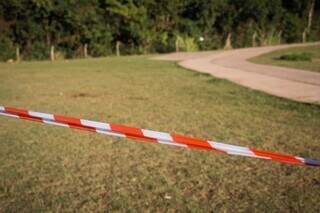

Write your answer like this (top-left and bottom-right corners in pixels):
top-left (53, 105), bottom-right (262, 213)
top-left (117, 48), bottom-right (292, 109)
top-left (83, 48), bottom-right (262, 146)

top-left (54, 51), bottom-right (66, 61)
top-left (278, 52), bottom-right (313, 61)
top-left (282, 13), bottom-right (305, 43)
top-left (24, 42), bottom-right (49, 61)
top-left (176, 35), bottom-right (198, 52)
top-left (250, 45), bottom-right (320, 72)
top-left (256, 27), bottom-right (281, 46)
top-left (153, 32), bottom-right (171, 53)
top-left (0, 0), bottom-right (319, 60)
top-left (90, 42), bottom-right (112, 57)
top-left (0, 37), bottom-right (15, 61)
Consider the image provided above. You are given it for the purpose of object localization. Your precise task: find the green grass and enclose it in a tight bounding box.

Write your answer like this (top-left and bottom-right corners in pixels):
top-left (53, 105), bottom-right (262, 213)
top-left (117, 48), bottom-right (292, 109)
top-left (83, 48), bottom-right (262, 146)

top-left (0, 56), bottom-right (320, 211)
top-left (249, 45), bottom-right (320, 72)
top-left (279, 52), bottom-right (313, 61)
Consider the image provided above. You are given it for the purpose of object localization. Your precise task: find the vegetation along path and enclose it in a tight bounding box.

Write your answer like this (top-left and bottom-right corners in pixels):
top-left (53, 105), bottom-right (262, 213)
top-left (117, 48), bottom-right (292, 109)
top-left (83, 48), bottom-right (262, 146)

top-left (155, 43), bottom-right (320, 104)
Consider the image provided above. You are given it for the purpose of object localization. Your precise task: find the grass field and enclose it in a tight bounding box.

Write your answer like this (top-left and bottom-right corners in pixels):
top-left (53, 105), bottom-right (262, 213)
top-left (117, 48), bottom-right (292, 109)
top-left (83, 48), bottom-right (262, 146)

top-left (249, 44), bottom-right (320, 72)
top-left (0, 56), bottom-right (320, 212)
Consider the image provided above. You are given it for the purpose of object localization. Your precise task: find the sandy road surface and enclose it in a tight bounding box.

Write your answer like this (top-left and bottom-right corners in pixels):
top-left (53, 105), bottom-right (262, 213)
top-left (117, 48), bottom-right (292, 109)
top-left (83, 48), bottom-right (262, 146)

top-left (155, 43), bottom-right (320, 103)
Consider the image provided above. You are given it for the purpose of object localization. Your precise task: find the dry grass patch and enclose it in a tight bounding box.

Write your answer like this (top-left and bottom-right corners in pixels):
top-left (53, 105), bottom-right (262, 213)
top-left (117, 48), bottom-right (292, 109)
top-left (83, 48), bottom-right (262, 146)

top-left (0, 56), bottom-right (320, 211)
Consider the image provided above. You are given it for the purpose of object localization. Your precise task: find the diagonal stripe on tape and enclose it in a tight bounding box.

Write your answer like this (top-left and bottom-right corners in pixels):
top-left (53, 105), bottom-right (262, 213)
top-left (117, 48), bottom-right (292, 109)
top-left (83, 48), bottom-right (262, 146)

top-left (0, 105), bottom-right (319, 167)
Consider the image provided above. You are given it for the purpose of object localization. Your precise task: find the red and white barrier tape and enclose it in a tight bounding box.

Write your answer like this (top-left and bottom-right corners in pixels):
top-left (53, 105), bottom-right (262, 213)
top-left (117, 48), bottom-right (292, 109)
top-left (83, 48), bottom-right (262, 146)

top-left (0, 106), bottom-right (319, 167)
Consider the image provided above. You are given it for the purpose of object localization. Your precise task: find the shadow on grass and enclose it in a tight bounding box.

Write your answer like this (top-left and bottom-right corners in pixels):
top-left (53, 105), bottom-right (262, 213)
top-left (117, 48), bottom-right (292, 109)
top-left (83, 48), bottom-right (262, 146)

top-left (192, 72), bottom-right (212, 78)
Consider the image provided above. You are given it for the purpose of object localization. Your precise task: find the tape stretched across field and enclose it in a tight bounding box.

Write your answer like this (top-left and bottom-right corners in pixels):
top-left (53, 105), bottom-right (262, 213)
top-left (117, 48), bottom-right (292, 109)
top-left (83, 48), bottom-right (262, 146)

top-left (0, 106), bottom-right (319, 167)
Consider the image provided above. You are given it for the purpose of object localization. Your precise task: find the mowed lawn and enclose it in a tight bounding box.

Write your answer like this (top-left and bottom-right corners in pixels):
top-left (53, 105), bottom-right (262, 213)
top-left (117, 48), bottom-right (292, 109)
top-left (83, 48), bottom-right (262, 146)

top-left (250, 44), bottom-right (320, 72)
top-left (0, 56), bottom-right (320, 212)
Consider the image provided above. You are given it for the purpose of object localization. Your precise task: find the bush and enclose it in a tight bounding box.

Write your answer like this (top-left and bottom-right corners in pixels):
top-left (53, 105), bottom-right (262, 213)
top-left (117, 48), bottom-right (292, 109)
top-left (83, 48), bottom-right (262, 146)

top-left (176, 35), bottom-right (198, 52)
top-left (25, 42), bottom-right (49, 60)
top-left (0, 37), bottom-right (15, 61)
top-left (90, 43), bottom-right (113, 57)
top-left (153, 32), bottom-right (172, 53)
top-left (256, 28), bottom-right (281, 46)
top-left (282, 14), bottom-right (305, 43)
top-left (54, 51), bottom-right (66, 60)
top-left (278, 52), bottom-right (313, 61)
top-left (198, 34), bottom-right (221, 50)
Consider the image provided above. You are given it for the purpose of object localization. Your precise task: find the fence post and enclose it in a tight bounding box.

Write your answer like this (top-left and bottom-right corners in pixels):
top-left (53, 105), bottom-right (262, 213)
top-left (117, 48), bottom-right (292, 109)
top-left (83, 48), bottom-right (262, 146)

top-left (16, 46), bottom-right (20, 62)
top-left (116, 41), bottom-right (120, 56)
top-left (50, 45), bottom-right (55, 61)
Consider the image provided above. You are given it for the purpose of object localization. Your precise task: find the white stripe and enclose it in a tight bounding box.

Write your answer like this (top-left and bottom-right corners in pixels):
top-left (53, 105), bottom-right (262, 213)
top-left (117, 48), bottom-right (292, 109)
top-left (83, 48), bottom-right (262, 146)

top-left (96, 129), bottom-right (125, 138)
top-left (209, 141), bottom-right (256, 157)
top-left (80, 119), bottom-right (110, 130)
top-left (43, 120), bottom-right (69, 127)
top-left (0, 112), bottom-right (19, 118)
top-left (295, 156), bottom-right (305, 163)
top-left (226, 151), bottom-right (270, 159)
top-left (0, 106), bottom-right (4, 111)
top-left (225, 151), bottom-right (256, 158)
top-left (142, 129), bottom-right (173, 141)
top-left (209, 141), bottom-right (271, 159)
top-left (29, 111), bottom-right (54, 120)
top-left (253, 155), bottom-right (271, 160)
top-left (158, 140), bottom-right (188, 148)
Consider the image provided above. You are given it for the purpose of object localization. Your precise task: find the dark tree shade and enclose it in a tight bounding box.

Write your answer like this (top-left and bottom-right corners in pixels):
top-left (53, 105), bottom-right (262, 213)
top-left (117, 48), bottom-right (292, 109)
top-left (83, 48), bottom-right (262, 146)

top-left (0, 0), bottom-right (319, 61)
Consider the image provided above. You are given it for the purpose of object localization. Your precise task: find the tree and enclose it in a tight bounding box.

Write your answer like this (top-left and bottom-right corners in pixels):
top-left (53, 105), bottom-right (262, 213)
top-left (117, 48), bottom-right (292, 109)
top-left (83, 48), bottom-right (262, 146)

top-left (303, 0), bottom-right (315, 42)
top-left (0, 0), bottom-right (319, 61)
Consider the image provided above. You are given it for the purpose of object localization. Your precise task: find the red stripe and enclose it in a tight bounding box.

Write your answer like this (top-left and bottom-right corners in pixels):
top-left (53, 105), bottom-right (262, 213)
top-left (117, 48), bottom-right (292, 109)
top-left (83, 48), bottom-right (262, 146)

top-left (5, 107), bottom-right (29, 116)
top-left (20, 115), bottom-right (43, 123)
top-left (1, 106), bottom-right (315, 167)
top-left (171, 134), bottom-right (225, 153)
top-left (54, 115), bottom-right (81, 126)
top-left (111, 124), bottom-right (157, 142)
top-left (16, 113), bottom-right (96, 133)
top-left (250, 148), bottom-right (303, 165)
top-left (68, 124), bottom-right (96, 132)
top-left (53, 115), bottom-right (96, 132)
top-left (127, 135), bottom-right (157, 143)
top-left (4, 108), bottom-right (43, 123)
top-left (111, 124), bottom-right (143, 136)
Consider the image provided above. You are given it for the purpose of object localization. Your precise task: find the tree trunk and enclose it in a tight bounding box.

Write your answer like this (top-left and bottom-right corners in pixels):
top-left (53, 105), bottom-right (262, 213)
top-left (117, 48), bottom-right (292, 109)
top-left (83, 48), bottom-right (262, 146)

top-left (307, 0), bottom-right (315, 32)
top-left (175, 39), bottom-right (179, 52)
top-left (278, 31), bottom-right (282, 44)
top-left (84, 43), bottom-right (88, 58)
top-left (116, 41), bottom-right (120, 56)
top-left (50, 45), bottom-right (55, 61)
top-left (16, 46), bottom-right (20, 62)
top-left (303, 0), bottom-right (315, 42)
top-left (224, 33), bottom-right (232, 49)
top-left (302, 30), bottom-right (307, 43)
top-left (252, 32), bottom-right (257, 47)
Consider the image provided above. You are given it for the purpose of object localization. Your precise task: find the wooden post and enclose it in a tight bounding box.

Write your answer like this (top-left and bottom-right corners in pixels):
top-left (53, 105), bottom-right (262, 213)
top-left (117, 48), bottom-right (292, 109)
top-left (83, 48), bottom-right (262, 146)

top-left (116, 41), bottom-right (120, 56)
top-left (84, 43), bottom-right (88, 58)
top-left (252, 32), bottom-right (257, 47)
top-left (16, 46), bottom-right (20, 62)
top-left (224, 33), bottom-right (232, 49)
top-left (50, 45), bottom-right (55, 61)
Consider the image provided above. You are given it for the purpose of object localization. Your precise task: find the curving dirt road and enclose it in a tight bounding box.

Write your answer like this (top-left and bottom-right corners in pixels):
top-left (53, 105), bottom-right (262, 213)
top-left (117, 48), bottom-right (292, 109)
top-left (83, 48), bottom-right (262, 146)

top-left (155, 43), bottom-right (320, 104)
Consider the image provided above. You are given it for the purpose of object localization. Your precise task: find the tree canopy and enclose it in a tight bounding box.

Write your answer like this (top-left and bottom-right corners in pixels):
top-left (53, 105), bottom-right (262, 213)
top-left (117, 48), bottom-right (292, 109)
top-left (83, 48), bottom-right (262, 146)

top-left (0, 0), bottom-right (319, 61)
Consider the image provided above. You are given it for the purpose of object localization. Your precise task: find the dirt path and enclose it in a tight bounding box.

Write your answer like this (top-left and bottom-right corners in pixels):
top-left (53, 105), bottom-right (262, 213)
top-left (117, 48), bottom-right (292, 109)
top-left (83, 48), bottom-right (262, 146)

top-left (154, 43), bottom-right (320, 104)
